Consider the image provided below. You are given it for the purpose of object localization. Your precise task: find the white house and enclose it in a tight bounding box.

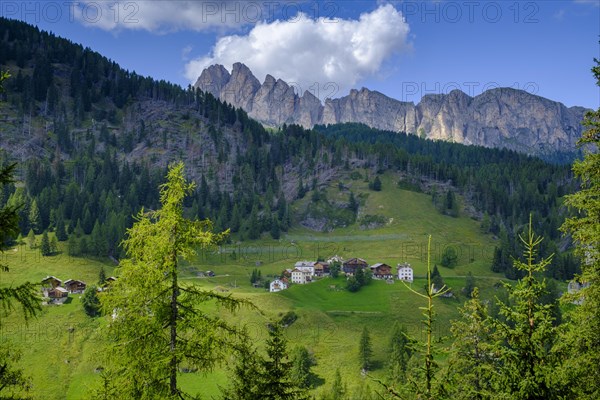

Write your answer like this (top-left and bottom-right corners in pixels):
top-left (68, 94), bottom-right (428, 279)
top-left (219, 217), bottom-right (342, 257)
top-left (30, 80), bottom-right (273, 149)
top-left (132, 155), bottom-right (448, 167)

top-left (291, 268), bottom-right (310, 284)
top-left (397, 263), bottom-right (413, 282)
top-left (294, 261), bottom-right (315, 276)
top-left (270, 279), bottom-right (288, 293)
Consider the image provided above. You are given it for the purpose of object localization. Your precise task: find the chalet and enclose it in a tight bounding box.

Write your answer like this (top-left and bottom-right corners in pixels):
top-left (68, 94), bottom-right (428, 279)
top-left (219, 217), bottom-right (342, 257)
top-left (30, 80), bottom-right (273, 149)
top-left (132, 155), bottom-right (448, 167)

top-left (63, 279), bottom-right (87, 294)
top-left (314, 261), bottom-right (330, 276)
top-left (41, 276), bottom-right (62, 289)
top-left (294, 261), bottom-right (315, 276)
top-left (397, 263), bottom-right (413, 283)
top-left (342, 258), bottom-right (368, 276)
top-left (370, 263), bottom-right (394, 279)
top-left (291, 268), bottom-right (311, 284)
top-left (48, 286), bottom-right (68, 299)
top-left (269, 279), bottom-right (288, 293)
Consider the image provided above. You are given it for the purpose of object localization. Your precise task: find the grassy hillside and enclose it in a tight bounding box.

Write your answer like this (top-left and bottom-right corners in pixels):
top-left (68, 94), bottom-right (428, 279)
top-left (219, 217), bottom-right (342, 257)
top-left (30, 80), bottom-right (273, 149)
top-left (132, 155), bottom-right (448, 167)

top-left (0, 171), bottom-right (507, 399)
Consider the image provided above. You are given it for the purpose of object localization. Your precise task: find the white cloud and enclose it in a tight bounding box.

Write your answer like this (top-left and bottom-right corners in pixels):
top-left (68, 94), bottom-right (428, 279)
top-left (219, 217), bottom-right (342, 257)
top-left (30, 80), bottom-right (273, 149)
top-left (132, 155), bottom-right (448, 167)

top-left (72, 1), bottom-right (281, 32)
top-left (184, 4), bottom-right (411, 99)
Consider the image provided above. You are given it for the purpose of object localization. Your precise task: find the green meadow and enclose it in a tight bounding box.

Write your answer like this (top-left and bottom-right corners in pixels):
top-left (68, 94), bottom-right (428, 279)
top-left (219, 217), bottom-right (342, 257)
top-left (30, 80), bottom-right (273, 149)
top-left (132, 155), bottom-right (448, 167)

top-left (0, 172), bottom-right (507, 399)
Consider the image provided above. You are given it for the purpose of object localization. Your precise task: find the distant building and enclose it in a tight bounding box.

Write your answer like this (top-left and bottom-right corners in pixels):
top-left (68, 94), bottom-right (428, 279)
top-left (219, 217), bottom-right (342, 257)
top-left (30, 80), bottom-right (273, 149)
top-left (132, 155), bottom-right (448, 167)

top-left (314, 261), bottom-right (330, 276)
top-left (294, 261), bottom-right (315, 276)
top-left (270, 279), bottom-right (288, 293)
top-left (41, 276), bottom-right (62, 289)
top-left (342, 258), bottom-right (368, 276)
top-left (63, 279), bottom-right (87, 294)
top-left (48, 286), bottom-right (68, 299)
top-left (370, 263), bottom-right (394, 279)
top-left (397, 263), bottom-right (413, 283)
top-left (291, 268), bottom-right (311, 284)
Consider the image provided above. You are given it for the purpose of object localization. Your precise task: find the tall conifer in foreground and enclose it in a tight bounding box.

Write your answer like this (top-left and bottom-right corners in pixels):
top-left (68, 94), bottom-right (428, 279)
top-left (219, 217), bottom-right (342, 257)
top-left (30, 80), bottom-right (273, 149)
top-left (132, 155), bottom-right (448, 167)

top-left (558, 57), bottom-right (600, 399)
top-left (95, 162), bottom-right (246, 399)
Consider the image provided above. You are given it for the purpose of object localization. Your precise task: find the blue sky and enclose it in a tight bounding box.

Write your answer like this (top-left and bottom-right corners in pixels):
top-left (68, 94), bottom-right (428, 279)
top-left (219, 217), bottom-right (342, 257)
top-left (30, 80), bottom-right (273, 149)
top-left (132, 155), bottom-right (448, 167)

top-left (2, 0), bottom-right (599, 108)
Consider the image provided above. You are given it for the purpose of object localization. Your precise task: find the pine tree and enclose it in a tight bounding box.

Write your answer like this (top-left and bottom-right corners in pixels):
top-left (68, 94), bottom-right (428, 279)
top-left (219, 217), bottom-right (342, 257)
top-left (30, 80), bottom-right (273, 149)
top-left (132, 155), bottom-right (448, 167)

top-left (290, 346), bottom-right (315, 389)
top-left (491, 217), bottom-right (561, 399)
top-left (50, 234), bottom-right (58, 254)
top-left (358, 326), bottom-right (372, 372)
top-left (55, 218), bottom-right (67, 241)
top-left (322, 368), bottom-right (346, 400)
top-left (446, 288), bottom-right (496, 399)
top-left (95, 163), bottom-right (246, 399)
top-left (26, 228), bottom-right (35, 249)
top-left (387, 322), bottom-right (412, 384)
top-left (98, 266), bottom-right (106, 286)
top-left (259, 323), bottom-right (308, 399)
top-left (40, 230), bottom-right (51, 256)
top-left (82, 285), bottom-right (100, 317)
top-left (220, 331), bottom-right (262, 400)
top-left (463, 271), bottom-right (475, 298)
top-left (28, 199), bottom-right (41, 234)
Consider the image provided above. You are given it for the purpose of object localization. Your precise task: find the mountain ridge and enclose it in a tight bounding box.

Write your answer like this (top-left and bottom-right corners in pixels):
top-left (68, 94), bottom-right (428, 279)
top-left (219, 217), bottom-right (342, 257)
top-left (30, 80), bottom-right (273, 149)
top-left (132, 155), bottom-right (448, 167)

top-left (195, 63), bottom-right (588, 160)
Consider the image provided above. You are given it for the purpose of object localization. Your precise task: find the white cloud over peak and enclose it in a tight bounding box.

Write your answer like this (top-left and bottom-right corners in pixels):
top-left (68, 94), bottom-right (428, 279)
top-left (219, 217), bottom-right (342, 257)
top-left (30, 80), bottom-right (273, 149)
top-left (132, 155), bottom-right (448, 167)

top-left (184, 4), bottom-right (411, 99)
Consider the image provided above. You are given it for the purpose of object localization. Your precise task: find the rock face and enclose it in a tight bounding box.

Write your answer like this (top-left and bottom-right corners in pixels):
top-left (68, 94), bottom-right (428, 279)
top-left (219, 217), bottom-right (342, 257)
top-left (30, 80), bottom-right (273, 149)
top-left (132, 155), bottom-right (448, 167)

top-left (195, 63), bottom-right (589, 157)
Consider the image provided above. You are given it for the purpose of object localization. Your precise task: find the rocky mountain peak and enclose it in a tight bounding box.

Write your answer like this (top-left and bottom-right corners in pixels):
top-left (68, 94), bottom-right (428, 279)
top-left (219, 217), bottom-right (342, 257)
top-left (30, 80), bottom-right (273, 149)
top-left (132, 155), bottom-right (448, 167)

top-left (194, 64), bottom-right (589, 159)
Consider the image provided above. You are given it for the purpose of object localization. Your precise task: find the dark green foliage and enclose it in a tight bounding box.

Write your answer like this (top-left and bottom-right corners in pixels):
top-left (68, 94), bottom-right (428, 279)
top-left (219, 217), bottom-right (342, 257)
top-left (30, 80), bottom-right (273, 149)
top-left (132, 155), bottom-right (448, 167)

top-left (321, 368), bottom-right (345, 400)
top-left (250, 268), bottom-right (262, 285)
top-left (369, 176), bottom-right (382, 191)
top-left (387, 323), bottom-right (412, 384)
top-left (279, 311), bottom-right (298, 327)
top-left (98, 267), bottom-right (106, 285)
top-left (557, 57), bottom-right (600, 399)
top-left (55, 218), bottom-right (67, 241)
top-left (260, 324), bottom-right (308, 400)
top-left (290, 346), bottom-right (316, 389)
top-left (346, 277), bottom-right (361, 292)
top-left (358, 326), bottom-right (372, 371)
top-left (440, 246), bottom-right (458, 268)
top-left (221, 332), bottom-right (262, 400)
top-left (463, 272), bottom-right (475, 298)
top-left (431, 265), bottom-right (444, 291)
top-left (39, 230), bottom-right (51, 256)
top-left (329, 261), bottom-right (341, 278)
top-left (81, 285), bottom-right (100, 317)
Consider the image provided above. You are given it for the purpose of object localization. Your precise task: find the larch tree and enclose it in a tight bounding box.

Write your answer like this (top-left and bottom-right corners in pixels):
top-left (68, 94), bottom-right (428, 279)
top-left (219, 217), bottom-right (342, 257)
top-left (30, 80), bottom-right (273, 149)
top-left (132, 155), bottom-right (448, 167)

top-left (558, 57), bottom-right (600, 399)
top-left (96, 162), bottom-right (247, 399)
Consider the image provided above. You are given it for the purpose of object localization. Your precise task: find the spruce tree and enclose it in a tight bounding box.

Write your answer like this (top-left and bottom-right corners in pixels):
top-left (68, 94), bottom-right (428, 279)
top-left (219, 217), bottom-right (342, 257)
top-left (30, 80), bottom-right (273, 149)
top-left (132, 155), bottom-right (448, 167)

top-left (358, 326), bottom-right (372, 372)
top-left (446, 288), bottom-right (496, 399)
top-left (55, 218), bottom-right (67, 241)
top-left (259, 323), bottom-right (308, 399)
top-left (40, 230), bottom-right (51, 256)
top-left (82, 285), bottom-right (100, 317)
top-left (28, 199), bottom-right (41, 234)
top-left (491, 217), bottom-right (561, 399)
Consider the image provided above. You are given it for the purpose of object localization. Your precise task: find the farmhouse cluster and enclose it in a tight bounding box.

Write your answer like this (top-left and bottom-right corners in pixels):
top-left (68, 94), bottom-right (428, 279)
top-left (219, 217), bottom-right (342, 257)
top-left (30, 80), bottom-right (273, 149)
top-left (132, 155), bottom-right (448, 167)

top-left (40, 275), bottom-right (115, 304)
top-left (269, 258), bottom-right (413, 293)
